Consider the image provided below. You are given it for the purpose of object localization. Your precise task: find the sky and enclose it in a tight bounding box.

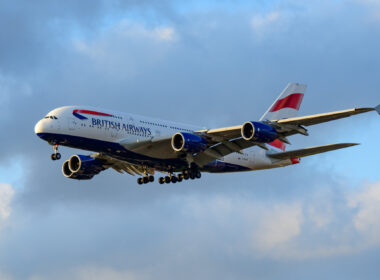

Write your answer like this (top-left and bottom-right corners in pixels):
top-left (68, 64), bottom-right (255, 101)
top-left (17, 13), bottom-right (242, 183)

top-left (0, 0), bottom-right (380, 279)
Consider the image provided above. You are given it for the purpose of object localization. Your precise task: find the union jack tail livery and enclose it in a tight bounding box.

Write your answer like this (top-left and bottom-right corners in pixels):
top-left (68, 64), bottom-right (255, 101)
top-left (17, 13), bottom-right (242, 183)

top-left (260, 83), bottom-right (306, 121)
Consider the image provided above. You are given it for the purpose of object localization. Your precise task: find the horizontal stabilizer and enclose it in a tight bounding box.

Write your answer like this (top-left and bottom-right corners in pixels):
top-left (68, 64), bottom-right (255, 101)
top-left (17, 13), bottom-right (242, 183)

top-left (268, 143), bottom-right (359, 160)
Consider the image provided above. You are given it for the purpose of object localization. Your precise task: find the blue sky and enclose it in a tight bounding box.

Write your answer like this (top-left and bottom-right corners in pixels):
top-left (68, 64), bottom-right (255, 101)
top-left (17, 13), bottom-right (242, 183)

top-left (0, 0), bottom-right (379, 279)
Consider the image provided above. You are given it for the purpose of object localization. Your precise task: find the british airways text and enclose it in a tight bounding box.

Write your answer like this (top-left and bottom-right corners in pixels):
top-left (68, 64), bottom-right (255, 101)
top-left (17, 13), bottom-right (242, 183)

top-left (92, 118), bottom-right (152, 135)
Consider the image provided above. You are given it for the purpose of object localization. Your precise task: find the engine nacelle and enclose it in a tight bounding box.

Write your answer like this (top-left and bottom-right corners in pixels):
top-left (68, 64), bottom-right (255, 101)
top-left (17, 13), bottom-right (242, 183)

top-left (241, 121), bottom-right (278, 143)
top-left (62, 155), bottom-right (104, 180)
top-left (171, 132), bottom-right (207, 154)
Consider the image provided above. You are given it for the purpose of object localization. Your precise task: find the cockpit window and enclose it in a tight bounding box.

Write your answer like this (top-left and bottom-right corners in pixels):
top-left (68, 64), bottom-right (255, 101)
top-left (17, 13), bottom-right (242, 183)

top-left (44, 116), bottom-right (58, 120)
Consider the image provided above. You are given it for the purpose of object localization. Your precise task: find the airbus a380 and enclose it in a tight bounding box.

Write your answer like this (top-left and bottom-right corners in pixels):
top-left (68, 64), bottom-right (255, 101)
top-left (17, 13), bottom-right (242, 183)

top-left (34, 83), bottom-right (379, 185)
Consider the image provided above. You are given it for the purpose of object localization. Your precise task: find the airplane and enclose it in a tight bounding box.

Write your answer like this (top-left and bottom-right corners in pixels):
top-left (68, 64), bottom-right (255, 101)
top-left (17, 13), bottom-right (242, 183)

top-left (34, 83), bottom-right (380, 185)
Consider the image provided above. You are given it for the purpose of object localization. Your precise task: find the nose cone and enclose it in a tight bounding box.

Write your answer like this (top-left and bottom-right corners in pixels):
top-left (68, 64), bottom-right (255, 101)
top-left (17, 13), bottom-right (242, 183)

top-left (34, 119), bottom-right (52, 137)
top-left (35, 117), bottom-right (61, 142)
top-left (34, 119), bottom-right (45, 135)
top-left (35, 119), bottom-right (54, 142)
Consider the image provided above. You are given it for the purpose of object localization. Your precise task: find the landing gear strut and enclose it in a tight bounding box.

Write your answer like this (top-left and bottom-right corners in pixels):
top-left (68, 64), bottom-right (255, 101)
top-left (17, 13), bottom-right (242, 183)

top-left (51, 144), bottom-right (61, 161)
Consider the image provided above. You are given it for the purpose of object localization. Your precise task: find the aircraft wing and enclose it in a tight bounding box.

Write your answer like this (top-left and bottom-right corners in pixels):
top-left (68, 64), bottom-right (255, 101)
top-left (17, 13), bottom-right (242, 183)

top-left (272, 105), bottom-right (380, 137)
top-left (109, 105), bottom-right (378, 168)
top-left (193, 105), bottom-right (379, 165)
top-left (268, 143), bottom-right (358, 160)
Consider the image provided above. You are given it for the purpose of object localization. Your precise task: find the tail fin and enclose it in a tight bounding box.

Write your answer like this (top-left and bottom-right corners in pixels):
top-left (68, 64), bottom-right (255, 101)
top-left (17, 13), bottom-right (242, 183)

top-left (260, 83), bottom-right (307, 121)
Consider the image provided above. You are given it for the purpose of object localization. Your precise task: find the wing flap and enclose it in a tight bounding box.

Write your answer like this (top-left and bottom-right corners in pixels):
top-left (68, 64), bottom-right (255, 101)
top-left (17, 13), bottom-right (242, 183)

top-left (194, 137), bottom-right (260, 166)
top-left (94, 153), bottom-right (155, 176)
top-left (268, 143), bottom-right (359, 160)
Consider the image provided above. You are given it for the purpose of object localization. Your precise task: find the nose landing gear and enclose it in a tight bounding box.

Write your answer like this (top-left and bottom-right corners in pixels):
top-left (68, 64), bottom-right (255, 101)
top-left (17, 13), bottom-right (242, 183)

top-left (51, 144), bottom-right (61, 161)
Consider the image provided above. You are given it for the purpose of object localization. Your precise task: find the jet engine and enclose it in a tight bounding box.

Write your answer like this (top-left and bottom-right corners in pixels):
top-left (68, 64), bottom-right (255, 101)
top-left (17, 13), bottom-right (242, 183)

top-left (171, 132), bottom-right (207, 154)
top-left (62, 155), bottom-right (104, 180)
top-left (241, 121), bottom-right (278, 143)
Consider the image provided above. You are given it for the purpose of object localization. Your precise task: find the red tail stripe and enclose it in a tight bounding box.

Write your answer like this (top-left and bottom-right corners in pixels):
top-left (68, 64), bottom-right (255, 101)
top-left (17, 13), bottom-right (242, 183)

top-left (73, 109), bottom-right (113, 117)
top-left (270, 93), bottom-right (304, 112)
top-left (268, 139), bottom-right (286, 151)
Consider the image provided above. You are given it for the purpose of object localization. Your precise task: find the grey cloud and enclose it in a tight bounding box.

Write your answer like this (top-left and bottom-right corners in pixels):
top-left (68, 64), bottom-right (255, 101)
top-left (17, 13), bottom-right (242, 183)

top-left (2, 179), bottom-right (380, 280)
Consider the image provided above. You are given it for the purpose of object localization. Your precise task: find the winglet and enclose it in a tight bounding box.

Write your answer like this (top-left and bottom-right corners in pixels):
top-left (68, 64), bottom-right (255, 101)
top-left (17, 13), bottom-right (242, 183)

top-left (375, 104), bottom-right (380, 115)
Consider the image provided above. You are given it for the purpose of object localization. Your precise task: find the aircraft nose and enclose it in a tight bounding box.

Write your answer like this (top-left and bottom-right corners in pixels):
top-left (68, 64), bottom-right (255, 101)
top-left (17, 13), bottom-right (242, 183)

top-left (34, 119), bottom-right (46, 135)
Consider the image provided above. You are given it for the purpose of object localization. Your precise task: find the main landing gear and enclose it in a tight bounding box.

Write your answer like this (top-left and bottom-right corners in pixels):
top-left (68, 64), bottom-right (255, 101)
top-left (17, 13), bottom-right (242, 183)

top-left (51, 144), bottom-right (61, 161)
top-left (158, 169), bottom-right (201, 184)
top-left (137, 175), bottom-right (155, 185)
top-left (137, 167), bottom-right (155, 185)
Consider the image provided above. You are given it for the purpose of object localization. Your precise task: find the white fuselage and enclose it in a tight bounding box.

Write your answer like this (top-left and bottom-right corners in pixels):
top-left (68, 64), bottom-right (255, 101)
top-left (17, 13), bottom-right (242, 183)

top-left (35, 106), bottom-right (295, 173)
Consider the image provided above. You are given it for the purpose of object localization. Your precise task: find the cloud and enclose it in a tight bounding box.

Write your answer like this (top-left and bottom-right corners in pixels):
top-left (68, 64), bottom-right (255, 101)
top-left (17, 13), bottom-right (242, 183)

top-left (253, 203), bottom-right (303, 250)
top-left (0, 183), bottom-right (14, 220)
top-left (72, 266), bottom-right (140, 280)
top-left (154, 26), bottom-right (176, 41)
top-left (72, 20), bottom-right (177, 80)
top-left (2, 179), bottom-right (380, 279)
top-left (29, 266), bottom-right (142, 280)
top-left (175, 180), bottom-right (380, 261)
top-left (348, 181), bottom-right (380, 245)
top-left (0, 73), bottom-right (32, 119)
top-left (251, 11), bottom-right (281, 30)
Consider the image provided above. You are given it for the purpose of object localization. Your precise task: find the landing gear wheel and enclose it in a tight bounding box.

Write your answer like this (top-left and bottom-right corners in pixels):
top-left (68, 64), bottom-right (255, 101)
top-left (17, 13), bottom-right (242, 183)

top-left (195, 171), bottom-right (201, 179)
top-left (137, 178), bottom-right (144, 185)
top-left (159, 177), bottom-right (165, 184)
top-left (149, 175), bottom-right (154, 182)
top-left (190, 173), bottom-right (195, 180)
top-left (183, 173), bottom-right (189, 180)
top-left (143, 176), bottom-right (149, 184)
top-left (165, 176), bottom-right (171, 184)
top-left (171, 176), bottom-right (178, 184)
top-left (177, 174), bottom-right (183, 182)
top-left (51, 144), bottom-right (61, 160)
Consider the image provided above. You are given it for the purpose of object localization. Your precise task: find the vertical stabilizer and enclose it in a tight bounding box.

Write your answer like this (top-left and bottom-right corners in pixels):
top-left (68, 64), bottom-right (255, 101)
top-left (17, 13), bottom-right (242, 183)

top-left (260, 83), bottom-right (307, 121)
